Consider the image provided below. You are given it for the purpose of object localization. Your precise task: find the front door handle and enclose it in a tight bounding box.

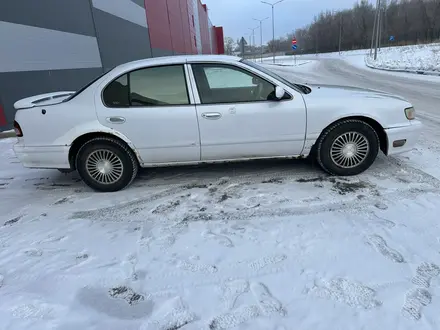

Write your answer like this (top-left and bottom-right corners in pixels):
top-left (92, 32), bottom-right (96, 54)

top-left (106, 116), bottom-right (126, 124)
top-left (202, 112), bottom-right (222, 120)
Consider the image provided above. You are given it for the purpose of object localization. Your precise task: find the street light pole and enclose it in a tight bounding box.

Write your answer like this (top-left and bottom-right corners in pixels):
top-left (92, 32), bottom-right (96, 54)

top-left (248, 27), bottom-right (259, 61)
top-left (253, 17), bottom-right (269, 63)
top-left (261, 0), bottom-right (285, 64)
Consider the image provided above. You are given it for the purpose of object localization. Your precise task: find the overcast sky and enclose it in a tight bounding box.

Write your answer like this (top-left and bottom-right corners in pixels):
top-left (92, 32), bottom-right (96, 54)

top-left (203, 0), bottom-right (368, 44)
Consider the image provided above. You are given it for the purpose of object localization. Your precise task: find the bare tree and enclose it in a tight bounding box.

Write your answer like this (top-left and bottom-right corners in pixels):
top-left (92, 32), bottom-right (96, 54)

top-left (224, 37), bottom-right (236, 55)
top-left (273, 0), bottom-right (439, 55)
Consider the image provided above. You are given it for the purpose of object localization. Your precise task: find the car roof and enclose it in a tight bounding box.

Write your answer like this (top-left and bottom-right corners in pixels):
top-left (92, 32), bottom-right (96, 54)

top-left (115, 54), bottom-right (242, 71)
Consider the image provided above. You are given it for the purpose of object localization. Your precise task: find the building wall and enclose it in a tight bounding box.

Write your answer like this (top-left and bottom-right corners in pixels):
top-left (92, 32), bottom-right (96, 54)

top-left (0, 0), bottom-right (224, 131)
top-left (215, 27), bottom-right (226, 55)
top-left (144, 0), bottom-right (173, 57)
top-left (91, 0), bottom-right (152, 70)
top-left (0, 0), bottom-right (104, 131)
top-left (186, 0), bottom-right (199, 54)
top-left (198, 4), bottom-right (211, 54)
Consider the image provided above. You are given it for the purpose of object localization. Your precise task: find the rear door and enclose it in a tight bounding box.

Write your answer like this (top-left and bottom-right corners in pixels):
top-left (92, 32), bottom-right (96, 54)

top-left (189, 62), bottom-right (306, 161)
top-left (95, 64), bottom-right (200, 164)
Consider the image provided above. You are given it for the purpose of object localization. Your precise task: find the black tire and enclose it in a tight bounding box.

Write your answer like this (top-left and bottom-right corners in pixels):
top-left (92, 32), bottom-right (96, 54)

top-left (75, 137), bottom-right (139, 192)
top-left (316, 119), bottom-right (379, 176)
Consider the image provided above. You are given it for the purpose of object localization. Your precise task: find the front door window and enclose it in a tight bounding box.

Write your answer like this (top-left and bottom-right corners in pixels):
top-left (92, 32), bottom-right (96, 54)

top-left (191, 64), bottom-right (276, 104)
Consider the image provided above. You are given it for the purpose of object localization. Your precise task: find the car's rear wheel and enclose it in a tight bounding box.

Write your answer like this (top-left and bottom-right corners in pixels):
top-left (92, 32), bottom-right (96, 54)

top-left (76, 137), bottom-right (138, 192)
top-left (316, 119), bottom-right (379, 176)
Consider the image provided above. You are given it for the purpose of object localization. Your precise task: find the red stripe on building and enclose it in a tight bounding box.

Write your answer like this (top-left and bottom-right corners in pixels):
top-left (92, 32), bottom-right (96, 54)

top-left (198, 2), bottom-right (211, 54)
top-left (144, 0), bottom-right (173, 52)
top-left (215, 26), bottom-right (225, 54)
top-left (0, 104), bottom-right (7, 126)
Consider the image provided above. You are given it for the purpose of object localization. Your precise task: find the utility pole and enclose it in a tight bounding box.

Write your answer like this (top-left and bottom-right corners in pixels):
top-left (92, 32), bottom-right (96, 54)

top-left (370, 0), bottom-right (379, 57)
top-left (378, 7), bottom-right (382, 51)
top-left (253, 17), bottom-right (269, 63)
top-left (381, 0), bottom-right (387, 49)
top-left (261, 0), bottom-right (285, 64)
top-left (374, 0), bottom-right (381, 60)
top-left (338, 14), bottom-right (343, 55)
top-left (315, 28), bottom-right (318, 55)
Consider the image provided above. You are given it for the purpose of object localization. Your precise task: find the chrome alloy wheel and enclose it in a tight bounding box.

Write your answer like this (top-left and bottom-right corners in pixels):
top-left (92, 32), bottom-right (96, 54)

top-left (85, 149), bottom-right (124, 184)
top-left (330, 131), bottom-right (370, 169)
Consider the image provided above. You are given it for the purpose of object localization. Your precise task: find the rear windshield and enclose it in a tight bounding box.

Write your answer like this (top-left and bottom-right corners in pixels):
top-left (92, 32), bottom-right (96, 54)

top-left (63, 68), bottom-right (114, 102)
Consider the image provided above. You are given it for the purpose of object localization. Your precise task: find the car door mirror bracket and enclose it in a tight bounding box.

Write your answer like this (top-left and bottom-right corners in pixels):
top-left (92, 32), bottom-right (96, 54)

top-left (275, 86), bottom-right (286, 100)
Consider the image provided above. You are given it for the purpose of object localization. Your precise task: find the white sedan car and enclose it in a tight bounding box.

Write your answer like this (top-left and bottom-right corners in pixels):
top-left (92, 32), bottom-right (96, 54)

top-left (13, 55), bottom-right (422, 192)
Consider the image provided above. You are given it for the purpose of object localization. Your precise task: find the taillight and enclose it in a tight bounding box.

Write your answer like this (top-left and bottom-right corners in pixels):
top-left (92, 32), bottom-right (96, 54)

top-left (14, 120), bottom-right (23, 137)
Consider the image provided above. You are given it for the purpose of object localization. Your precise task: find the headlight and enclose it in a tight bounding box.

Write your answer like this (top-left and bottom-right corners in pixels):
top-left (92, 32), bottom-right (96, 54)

top-left (404, 107), bottom-right (415, 120)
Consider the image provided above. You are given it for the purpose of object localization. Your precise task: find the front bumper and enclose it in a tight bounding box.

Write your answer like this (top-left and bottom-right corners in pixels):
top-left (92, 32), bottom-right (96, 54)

top-left (13, 143), bottom-right (71, 169)
top-left (385, 119), bottom-right (422, 156)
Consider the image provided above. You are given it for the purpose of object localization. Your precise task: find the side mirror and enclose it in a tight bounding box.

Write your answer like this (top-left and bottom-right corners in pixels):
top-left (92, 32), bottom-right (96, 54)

top-left (275, 86), bottom-right (285, 100)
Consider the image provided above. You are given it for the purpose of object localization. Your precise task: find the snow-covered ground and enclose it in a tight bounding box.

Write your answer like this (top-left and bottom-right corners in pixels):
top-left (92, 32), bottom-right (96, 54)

top-left (269, 43), bottom-right (440, 76)
top-left (2, 62), bottom-right (440, 330)
top-left (364, 43), bottom-right (440, 74)
top-left (294, 43), bottom-right (440, 75)
top-left (2, 128), bottom-right (440, 330)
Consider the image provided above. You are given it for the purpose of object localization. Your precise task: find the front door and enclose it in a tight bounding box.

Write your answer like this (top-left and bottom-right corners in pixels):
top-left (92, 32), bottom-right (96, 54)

top-left (95, 64), bottom-right (200, 164)
top-left (190, 63), bottom-right (306, 161)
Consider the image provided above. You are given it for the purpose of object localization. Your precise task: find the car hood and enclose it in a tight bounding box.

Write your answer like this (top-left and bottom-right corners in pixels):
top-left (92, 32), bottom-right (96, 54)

top-left (305, 84), bottom-right (409, 103)
top-left (14, 91), bottom-right (76, 110)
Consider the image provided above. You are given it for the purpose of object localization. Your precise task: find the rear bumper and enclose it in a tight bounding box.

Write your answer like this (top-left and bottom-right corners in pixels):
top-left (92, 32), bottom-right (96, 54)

top-left (13, 144), bottom-right (71, 169)
top-left (385, 120), bottom-right (422, 156)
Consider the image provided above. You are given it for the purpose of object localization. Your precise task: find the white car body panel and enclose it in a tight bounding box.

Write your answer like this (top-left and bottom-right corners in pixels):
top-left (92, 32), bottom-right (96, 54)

top-left (194, 100), bottom-right (306, 160)
top-left (185, 62), bottom-right (307, 160)
top-left (300, 84), bottom-right (415, 154)
top-left (11, 54), bottom-right (422, 171)
top-left (94, 64), bottom-right (200, 164)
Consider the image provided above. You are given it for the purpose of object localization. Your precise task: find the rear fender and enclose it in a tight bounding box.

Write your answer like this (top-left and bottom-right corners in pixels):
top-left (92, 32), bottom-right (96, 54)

top-left (54, 120), bottom-right (142, 162)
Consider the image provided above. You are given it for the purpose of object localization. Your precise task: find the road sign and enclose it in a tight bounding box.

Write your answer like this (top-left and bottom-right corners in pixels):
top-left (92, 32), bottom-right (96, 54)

top-left (291, 37), bottom-right (297, 50)
top-left (389, 35), bottom-right (395, 41)
top-left (240, 37), bottom-right (247, 56)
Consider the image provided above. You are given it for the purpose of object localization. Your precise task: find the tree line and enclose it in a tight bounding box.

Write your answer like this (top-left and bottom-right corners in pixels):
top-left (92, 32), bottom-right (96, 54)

top-left (267, 0), bottom-right (440, 55)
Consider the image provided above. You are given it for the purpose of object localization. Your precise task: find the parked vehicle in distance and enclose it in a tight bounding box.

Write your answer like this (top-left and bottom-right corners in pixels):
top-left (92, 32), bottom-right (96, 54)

top-left (12, 55), bottom-right (422, 192)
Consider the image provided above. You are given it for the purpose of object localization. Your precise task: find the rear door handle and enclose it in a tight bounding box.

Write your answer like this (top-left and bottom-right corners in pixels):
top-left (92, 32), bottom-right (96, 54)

top-left (106, 116), bottom-right (126, 124)
top-left (202, 112), bottom-right (222, 120)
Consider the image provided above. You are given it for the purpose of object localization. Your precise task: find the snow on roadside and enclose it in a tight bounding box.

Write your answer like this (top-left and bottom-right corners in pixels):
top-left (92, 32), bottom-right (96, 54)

top-left (365, 43), bottom-right (440, 73)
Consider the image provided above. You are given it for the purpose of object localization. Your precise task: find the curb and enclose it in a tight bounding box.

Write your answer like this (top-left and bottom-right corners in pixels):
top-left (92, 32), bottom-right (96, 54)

top-left (364, 57), bottom-right (440, 77)
top-left (264, 61), bottom-right (311, 67)
top-left (0, 130), bottom-right (15, 139)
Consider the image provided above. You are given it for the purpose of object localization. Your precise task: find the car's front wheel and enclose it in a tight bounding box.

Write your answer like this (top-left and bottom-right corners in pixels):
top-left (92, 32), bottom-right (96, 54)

top-left (316, 119), bottom-right (380, 176)
top-left (76, 137), bottom-right (139, 192)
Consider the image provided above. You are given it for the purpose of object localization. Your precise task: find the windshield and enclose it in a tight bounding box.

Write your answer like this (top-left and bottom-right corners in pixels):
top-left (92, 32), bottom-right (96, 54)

top-left (240, 59), bottom-right (311, 94)
top-left (63, 68), bottom-right (114, 102)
